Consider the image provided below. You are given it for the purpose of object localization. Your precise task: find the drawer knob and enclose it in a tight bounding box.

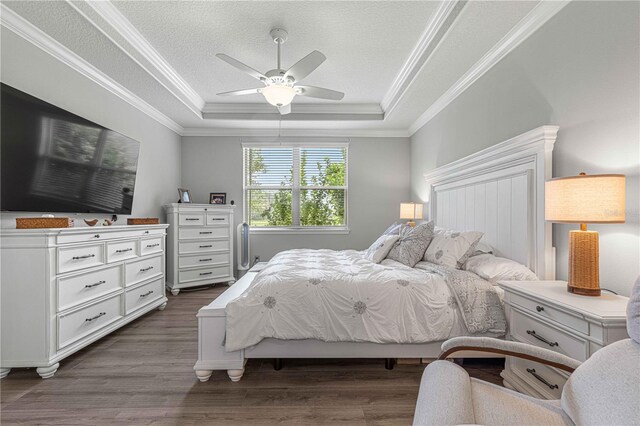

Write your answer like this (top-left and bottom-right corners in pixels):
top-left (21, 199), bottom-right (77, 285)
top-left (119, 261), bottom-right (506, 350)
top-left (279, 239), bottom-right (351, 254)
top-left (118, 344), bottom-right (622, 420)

top-left (199, 258), bottom-right (212, 262)
top-left (146, 243), bottom-right (160, 248)
top-left (72, 254), bottom-right (96, 260)
top-left (211, 218), bottom-right (224, 221)
top-left (199, 245), bottom-right (212, 248)
top-left (94, 234), bottom-right (101, 239)
top-left (144, 231), bottom-right (149, 234)
top-left (526, 368), bottom-right (559, 390)
top-left (115, 248), bottom-right (133, 253)
top-left (85, 312), bottom-right (106, 322)
top-left (200, 272), bottom-right (212, 276)
top-left (526, 330), bottom-right (559, 347)
top-left (140, 266), bottom-right (154, 272)
top-left (139, 290), bottom-right (154, 298)
top-left (85, 280), bottom-right (106, 289)
top-left (200, 232), bottom-right (213, 235)
top-left (536, 305), bottom-right (544, 312)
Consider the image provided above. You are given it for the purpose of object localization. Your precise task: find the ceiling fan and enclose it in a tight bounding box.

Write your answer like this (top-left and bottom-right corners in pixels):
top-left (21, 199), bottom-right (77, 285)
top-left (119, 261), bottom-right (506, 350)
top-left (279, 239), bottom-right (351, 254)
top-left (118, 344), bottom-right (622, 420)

top-left (216, 28), bottom-right (344, 115)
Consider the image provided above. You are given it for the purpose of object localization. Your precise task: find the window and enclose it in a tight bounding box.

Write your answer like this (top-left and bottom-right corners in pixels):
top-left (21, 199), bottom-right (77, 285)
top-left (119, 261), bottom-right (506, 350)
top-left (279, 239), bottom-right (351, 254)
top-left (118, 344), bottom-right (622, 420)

top-left (243, 143), bottom-right (348, 232)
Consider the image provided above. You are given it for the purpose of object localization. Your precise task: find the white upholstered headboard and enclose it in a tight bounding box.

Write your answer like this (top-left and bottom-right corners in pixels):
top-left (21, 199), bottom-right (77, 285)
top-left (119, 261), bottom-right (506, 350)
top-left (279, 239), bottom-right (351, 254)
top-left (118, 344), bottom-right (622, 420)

top-left (424, 126), bottom-right (558, 279)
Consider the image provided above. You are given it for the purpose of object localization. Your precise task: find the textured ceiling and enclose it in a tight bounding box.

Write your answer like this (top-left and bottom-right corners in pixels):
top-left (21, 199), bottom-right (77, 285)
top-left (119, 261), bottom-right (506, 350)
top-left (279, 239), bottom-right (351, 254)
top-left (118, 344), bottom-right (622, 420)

top-left (2, 1), bottom-right (547, 133)
top-left (114, 1), bottom-right (438, 104)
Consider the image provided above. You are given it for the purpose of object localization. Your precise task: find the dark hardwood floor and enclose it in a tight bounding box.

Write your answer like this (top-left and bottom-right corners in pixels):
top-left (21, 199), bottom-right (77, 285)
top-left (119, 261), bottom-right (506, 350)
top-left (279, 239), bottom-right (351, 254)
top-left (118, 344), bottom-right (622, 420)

top-left (1, 286), bottom-right (504, 425)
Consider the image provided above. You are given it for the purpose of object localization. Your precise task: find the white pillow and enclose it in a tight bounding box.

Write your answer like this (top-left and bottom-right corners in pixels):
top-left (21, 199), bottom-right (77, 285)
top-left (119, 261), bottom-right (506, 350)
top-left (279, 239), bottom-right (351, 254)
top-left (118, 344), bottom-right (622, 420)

top-left (364, 234), bottom-right (400, 263)
top-left (464, 253), bottom-right (538, 284)
top-left (424, 229), bottom-right (483, 268)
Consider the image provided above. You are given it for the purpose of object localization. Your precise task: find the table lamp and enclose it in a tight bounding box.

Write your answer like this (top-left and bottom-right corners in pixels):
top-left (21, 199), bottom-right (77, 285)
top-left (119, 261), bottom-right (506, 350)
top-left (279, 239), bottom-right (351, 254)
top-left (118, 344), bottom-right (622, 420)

top-left (400, 202), bottom-right (423, 227)
top-left (545, 173), bottom-right (626, 296)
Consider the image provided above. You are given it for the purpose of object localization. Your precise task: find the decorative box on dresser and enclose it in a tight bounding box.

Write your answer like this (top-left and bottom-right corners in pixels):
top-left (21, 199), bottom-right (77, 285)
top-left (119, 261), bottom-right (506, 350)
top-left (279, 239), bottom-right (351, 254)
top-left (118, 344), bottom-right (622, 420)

top-left (164, 203), bottom-right (235, 295)
top-left (0, 224), bottom-right (169, 379)
top-left (498, 280), bottom-right (629, 399)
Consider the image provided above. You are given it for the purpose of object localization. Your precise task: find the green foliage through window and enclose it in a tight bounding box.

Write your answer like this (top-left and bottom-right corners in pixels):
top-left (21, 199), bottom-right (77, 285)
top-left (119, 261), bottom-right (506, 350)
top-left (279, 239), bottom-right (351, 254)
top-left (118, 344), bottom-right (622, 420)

top-left (244, 146), bottom-right (347, 228)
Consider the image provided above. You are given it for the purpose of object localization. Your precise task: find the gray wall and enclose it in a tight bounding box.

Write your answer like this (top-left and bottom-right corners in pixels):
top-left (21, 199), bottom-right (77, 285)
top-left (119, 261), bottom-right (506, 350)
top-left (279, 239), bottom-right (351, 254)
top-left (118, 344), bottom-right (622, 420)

top-left (410, 1), bottom-right (639, 295)
top-left (181, 136), bottom-right (411, 263)
top-left (0, 29), bottom-right (182, 226)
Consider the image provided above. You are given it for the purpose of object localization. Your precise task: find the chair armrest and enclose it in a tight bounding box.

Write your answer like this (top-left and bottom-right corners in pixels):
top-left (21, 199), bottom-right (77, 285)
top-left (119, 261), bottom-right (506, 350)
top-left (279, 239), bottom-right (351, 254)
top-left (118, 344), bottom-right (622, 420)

top-left (439, 336), bottom-right (582, 373)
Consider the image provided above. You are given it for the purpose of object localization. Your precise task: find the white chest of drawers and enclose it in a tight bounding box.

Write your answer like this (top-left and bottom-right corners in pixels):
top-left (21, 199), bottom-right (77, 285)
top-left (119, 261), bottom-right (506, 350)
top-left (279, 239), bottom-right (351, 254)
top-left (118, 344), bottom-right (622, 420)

top-left (0, 224), bottom-right (168, 379)
top-left (498, 280), bottom-right (628, 399)
top-left (164, 203), bottom-right (235, 295)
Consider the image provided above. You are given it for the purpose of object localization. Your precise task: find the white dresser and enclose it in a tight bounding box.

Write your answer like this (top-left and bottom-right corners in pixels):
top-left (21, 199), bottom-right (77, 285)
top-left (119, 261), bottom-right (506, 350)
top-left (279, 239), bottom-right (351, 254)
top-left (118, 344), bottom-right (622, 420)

top-left (498, 280), bottom-right (628, 399)
top-left (0, 224), bottom-right (169, 379)
top-left (164, 203), bottom-right (235, 295)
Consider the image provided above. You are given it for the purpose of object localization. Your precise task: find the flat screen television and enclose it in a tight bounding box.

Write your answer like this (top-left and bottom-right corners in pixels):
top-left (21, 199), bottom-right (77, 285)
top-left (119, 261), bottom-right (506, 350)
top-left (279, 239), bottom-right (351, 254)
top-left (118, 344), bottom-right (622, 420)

top-left (1, 83), bottom-right (140, 214)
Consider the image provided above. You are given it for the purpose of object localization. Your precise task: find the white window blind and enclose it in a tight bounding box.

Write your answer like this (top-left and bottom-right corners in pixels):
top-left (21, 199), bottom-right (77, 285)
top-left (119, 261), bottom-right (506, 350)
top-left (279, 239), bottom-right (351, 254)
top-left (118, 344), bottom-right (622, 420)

top-left (243, 144), bottom-right (348, 230)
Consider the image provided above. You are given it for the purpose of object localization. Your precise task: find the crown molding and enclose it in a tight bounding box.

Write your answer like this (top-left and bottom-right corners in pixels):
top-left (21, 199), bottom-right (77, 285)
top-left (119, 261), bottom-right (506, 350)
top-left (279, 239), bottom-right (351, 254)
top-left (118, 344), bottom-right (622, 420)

top-left (0, 4), bottom-right (184, 135)
top-left (202, 103), bottom-right (382, 115)
top-left (181, 127), bottom-right (410, 138)
top-left (381, 0), bottom-right (465, 116)
top-left (202, 102), bottom-right (384, 121)
top-left (66, 0), bottom-right (205, 118)
top-left (409, 0), bottom-right (570, 136)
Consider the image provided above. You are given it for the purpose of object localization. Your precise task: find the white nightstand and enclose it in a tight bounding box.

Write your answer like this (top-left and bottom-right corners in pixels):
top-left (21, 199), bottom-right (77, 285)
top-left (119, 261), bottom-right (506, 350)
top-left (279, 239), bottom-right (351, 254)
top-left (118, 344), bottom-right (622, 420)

top-left (498, 280), bottom-right (629, 399)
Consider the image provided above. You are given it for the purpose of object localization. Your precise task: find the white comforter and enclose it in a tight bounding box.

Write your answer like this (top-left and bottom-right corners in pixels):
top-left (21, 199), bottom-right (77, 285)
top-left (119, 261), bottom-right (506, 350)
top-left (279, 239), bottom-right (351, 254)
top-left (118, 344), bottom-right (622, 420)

top-left (225, 249), bottom-right (505, 351)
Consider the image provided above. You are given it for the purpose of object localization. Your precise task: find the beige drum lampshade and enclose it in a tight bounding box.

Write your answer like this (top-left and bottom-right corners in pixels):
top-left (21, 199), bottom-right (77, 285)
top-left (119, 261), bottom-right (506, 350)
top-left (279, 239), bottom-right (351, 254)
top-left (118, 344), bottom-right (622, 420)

top-left (545, 174), bottom-right (626, 223)
top-left (400, 202), bottom-right (423, 221)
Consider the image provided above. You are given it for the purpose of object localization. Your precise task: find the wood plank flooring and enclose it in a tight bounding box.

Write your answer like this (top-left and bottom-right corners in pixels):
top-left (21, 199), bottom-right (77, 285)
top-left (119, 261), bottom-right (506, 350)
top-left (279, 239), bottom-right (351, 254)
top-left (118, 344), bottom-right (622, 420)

top-left (1, 286), bottom-right (504, 425)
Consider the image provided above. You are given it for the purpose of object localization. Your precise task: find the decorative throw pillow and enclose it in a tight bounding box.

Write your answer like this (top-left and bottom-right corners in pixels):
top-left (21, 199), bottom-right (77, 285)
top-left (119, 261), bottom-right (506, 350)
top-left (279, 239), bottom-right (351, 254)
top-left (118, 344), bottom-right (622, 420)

top-left (464, 253), bottom-right (538, 284)
top-left (424, 229), bottom-right (483, 268)
top-left (385, 221), bottom-right (435, 267)
top-left (364, 234), bottom-right (400, 263)
top-left (382, 222), bottom-right (404, 236)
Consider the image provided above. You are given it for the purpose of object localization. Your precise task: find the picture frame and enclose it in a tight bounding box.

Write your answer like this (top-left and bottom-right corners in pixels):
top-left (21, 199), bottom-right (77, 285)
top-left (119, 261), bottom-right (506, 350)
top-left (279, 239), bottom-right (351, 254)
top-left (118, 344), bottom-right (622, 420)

top-left (178, 188), bottom-right (192, 203)
top-left (209, 192), bottom-right (226, 205)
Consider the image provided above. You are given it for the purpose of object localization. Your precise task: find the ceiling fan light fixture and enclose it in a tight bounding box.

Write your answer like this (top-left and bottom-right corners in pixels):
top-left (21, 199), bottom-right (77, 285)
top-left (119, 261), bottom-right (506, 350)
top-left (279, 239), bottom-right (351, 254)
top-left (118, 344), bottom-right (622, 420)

top-left (261, 84), bottom-right (296, 107)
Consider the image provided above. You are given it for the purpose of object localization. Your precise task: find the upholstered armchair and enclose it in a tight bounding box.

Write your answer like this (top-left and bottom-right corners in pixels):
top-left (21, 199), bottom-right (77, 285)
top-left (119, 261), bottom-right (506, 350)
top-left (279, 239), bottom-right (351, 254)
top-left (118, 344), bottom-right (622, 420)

top-left (413, 279), bottom-right (640, 426)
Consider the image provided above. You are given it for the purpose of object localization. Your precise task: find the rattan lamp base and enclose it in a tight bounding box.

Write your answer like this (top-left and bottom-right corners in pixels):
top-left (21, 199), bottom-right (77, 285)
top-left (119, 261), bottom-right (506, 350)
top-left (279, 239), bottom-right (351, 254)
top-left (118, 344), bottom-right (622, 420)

top-left (567, 229), bottom-right (600, 296)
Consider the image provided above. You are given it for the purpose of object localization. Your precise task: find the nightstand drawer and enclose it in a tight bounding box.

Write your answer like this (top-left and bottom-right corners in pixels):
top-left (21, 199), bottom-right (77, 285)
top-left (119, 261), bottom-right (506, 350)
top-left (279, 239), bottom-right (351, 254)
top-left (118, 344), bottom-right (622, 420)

top-left (510, 292), bottom-right (588, 335)
top-left (511, 357), bottom-right (566, 400)
top-left (511, 308), bottom-right (588, 361)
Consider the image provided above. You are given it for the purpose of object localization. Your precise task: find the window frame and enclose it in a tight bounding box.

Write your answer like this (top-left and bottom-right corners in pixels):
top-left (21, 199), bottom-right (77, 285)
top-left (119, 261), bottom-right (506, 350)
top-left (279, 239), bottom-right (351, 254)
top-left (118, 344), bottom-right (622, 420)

top-left (242, 141), bottom-right (349, 234)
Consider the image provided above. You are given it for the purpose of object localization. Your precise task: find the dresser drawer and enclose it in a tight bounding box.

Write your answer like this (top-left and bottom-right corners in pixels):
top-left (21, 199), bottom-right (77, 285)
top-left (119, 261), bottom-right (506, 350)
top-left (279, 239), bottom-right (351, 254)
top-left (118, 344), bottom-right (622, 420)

top-left (179, 227), bottom-right (228, 240)
top-left (58, 244), bottom-right (105, 274)
top-left (179, 252), bottom-right (229, 268)
top-left (179, 265), bottom-right (230, 284)
top-left (206, 214), bottom-right (229, 226)
top-left (509, 292), bottom-right (588, 335)
top-left (179, 213), bottom-right (205, 226)
top-left (511, 308), bottom-right (588, 361)
top-left (141, 237), bottom-right (163, 256)
top-left (178, 239), bottom-right (229, 254)
top-left (106, 239), bottom-right (138, 263)
top-left (125, 278), bottom-right (164, 314)
top-left (511, 356), bottom-right (567, 400)
top-left (57, 265), bottom-right (123, 312)
top-left (58, 294), bottom-right (123, 349)
top-left (125, 255), bottom-right (163, 287)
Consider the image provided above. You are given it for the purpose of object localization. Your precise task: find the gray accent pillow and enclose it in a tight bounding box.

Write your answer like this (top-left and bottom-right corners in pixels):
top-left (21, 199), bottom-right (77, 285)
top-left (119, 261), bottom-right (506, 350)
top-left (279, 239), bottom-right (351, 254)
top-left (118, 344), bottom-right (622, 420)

top-left (385, 221), bottom-right (435, 267)
top-left (424, 229), bottom-right (483, 269)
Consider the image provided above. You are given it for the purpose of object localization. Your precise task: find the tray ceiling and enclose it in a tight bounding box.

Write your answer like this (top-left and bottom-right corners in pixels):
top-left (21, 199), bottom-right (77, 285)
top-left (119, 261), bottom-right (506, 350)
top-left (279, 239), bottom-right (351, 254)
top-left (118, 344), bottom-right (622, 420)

top-left (1, 1), bottom-right (568, 136)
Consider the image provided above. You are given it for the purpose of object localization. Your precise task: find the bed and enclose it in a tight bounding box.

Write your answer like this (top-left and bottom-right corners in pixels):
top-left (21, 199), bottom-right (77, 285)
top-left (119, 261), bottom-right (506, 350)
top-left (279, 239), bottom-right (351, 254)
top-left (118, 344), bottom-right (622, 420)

top-left (194, 125), bottom-right (558, 382)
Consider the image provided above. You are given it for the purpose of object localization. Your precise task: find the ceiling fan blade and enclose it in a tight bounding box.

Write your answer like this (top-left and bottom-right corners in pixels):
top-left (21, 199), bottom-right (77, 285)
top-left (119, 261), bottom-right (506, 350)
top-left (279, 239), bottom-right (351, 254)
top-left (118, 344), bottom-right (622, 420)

top-left (216, 54), bottom-right (267, 81)
top-left (284, 50), bottom-right (326, 82)
top-left (277, 104), bottom-right (291, 115)
top-left (296, 85), bottom-right (344, 101)
top-left (216, 88), bottom-right (261, 96)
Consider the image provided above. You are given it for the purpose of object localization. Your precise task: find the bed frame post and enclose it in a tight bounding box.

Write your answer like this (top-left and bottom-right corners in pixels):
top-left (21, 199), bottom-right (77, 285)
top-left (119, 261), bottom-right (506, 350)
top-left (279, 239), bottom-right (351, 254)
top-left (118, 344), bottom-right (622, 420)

top-left (385, 358), bottom-right (396, 370)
